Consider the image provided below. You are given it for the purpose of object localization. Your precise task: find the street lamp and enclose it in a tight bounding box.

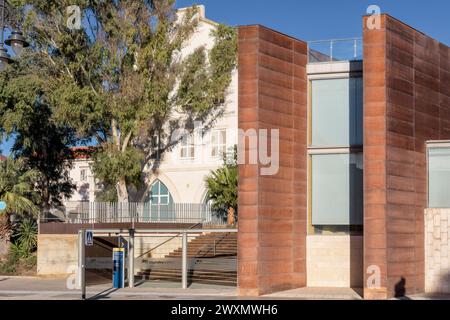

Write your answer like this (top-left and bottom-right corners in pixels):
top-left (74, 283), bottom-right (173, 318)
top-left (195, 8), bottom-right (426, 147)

top-left (0, 0), bottom-right (29, 71)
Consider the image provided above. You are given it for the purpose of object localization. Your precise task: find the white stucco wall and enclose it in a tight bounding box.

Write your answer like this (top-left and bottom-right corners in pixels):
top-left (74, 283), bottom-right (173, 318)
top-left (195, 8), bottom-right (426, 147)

top-left (67, 158), bottom-right (96, 202)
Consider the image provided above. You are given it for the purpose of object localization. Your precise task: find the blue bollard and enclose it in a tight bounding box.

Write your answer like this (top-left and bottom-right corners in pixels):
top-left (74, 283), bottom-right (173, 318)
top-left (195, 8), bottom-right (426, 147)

top-left (113, 248), bottom-right (125, 288)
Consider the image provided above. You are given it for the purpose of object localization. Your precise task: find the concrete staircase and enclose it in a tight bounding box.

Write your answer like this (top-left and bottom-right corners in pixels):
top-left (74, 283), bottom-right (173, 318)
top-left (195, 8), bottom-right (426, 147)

top-left (138, 232), bottom-right (237, 286)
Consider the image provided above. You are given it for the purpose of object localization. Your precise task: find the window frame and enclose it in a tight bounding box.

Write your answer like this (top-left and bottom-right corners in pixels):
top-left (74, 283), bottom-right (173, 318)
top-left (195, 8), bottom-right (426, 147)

top-left (80, 168), bottom-right (88, 182)
top-left (179, 134), bottom-right (195, 160)
top-left (306, 72), bottom-right (364, 235)
top-left (426, 140), bottom-right (450, 208)
top-left (210, 129), bottom-right (227, 159)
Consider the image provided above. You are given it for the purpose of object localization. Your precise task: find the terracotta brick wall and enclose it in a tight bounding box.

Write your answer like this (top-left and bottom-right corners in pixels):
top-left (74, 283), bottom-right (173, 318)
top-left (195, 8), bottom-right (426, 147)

top-left (363, 14), bottom-right (450, 299)
top-left (237, 25), bottom-right (307, 296)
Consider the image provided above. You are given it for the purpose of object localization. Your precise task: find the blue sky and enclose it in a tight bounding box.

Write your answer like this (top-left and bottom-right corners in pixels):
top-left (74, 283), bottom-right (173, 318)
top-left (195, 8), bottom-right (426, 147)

top-left (176, 0), bottom-right (450, 44)
top-left (2, 0), bottom-right (450, 155)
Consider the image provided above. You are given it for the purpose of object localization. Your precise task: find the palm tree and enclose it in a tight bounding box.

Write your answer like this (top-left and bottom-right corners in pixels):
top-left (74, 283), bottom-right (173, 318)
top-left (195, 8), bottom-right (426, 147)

top-left (0, 158), bottom-right (40, 256)
top-left (205, 148), bottom-right (238, 226)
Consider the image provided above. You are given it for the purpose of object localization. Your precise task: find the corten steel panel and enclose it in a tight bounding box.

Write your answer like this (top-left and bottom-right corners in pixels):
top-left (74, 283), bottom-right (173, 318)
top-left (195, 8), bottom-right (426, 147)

top-left (363, 14), bottom-right (450, 299)
top-left (237, 25), bottom-right (307, 296)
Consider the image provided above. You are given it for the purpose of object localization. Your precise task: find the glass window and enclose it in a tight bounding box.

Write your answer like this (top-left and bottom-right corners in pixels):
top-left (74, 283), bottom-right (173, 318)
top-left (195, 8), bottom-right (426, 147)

top-left (149, 180), bottom-right (173, 204)
top-left (311, 153), bottom-right (363, 225)
top-left (145, 180), bottom-right (174, 222)
top-left (211, 129), bottom-right (227, 157)
top-left (80, 168), bottom-right (87, 182)
top-left (428, 147), bottom-right (450, 208)
top-left (180, 135), bottom-right (195, 159)
top-left (311, 77), bottom-right (363, 147)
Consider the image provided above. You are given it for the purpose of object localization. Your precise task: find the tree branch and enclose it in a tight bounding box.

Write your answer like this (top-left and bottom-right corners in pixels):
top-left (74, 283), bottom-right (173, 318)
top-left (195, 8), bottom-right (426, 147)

top-left (121, 130), bottom-right (133, 152)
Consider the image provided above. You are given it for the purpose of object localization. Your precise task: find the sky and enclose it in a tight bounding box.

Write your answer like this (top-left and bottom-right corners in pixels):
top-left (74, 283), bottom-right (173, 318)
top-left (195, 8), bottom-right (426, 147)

top-left (176, 0), bottom-right (450, 44)
top-left (2, 0), bottom-right (450, 155)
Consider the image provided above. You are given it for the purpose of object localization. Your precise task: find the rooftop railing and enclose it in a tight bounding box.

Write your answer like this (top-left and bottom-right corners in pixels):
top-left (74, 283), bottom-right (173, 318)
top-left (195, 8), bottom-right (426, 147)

top-left (40, 201), bottom-right (230, 226)
top-left (308, 38), bottom-right (363, 63)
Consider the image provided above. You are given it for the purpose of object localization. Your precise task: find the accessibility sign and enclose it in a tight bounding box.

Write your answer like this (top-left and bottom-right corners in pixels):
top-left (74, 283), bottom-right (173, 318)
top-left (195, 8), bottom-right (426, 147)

top-left (85, 230), bottom-right (94, 246)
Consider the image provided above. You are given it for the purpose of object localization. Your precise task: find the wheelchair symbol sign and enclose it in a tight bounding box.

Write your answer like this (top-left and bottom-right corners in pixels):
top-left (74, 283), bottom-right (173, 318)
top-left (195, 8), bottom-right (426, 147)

top-left (85, 230), bottom-right (94, 246)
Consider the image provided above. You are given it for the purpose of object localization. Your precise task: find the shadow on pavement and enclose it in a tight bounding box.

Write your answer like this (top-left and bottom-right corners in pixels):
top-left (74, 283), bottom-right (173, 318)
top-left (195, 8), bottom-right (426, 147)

top-left (88, 287), bottom-right (120, 300)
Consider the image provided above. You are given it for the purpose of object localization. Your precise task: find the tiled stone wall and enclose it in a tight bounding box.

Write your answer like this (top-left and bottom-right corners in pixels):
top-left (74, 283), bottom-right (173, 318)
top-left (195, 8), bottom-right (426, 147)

top-left (425, 208), bottom-right (450, 293)
top-left (307, 236), bottom-right (364, 288)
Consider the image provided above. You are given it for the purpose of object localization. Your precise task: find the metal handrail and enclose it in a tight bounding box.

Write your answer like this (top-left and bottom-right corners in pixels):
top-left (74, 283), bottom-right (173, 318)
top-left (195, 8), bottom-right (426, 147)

top-left (307, 37), bottom-right (362, 44)
top-left (136, 221), bottom-right (203, 259)
top-left (196, 232), bottom-right (231, 257)
top-left (307, 37), bottom-right (362, 63)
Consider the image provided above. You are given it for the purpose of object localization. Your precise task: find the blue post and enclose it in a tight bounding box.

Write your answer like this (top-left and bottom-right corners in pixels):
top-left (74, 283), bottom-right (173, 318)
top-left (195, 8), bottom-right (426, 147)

top-left (113, 248), bottom-right (125, 288)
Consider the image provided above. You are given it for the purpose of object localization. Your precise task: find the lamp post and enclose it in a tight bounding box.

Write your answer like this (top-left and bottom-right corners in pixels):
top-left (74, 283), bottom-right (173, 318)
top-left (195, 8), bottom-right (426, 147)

top-left (0, 0), bottom-right (28, 71)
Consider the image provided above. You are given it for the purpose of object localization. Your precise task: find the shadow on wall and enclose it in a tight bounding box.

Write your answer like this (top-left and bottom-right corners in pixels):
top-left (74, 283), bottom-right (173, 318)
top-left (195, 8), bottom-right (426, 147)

top-left (436, 272), bottom-right (450, 295)
top-left (394, 277), bottom-right (406, 298)
top-left (78, 183), bottom-right (90, 201)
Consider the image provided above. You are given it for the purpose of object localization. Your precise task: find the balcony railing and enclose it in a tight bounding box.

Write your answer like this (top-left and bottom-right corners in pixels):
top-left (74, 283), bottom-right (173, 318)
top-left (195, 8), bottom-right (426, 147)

top-left (40, 202), bottom-right (230, 226)
top-left (308, 38), bottom-right (363, 63)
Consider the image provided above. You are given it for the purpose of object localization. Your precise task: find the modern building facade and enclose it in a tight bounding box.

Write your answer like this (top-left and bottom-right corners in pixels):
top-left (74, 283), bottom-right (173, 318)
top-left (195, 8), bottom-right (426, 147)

top-left (40, 7), bottom-right (450, 299)
top-left (237, 14), bottom-right (450, 299)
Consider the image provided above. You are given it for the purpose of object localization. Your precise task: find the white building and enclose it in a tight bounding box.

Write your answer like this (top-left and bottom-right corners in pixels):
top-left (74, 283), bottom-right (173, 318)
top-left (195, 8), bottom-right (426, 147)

top-left (65, 6), bottom-right (238, 206)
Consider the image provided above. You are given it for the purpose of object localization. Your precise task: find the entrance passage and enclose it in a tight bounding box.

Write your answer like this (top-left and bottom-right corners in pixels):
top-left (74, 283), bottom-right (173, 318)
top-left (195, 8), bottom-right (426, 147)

top-left (79, 228), bottom-right (237, 298)
top-left (136, 232), bottom-right (237, 286)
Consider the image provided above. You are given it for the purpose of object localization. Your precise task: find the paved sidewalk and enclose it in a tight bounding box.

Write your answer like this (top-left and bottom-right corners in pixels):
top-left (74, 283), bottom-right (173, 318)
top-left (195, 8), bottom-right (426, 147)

top-left (264, 287), bottom-right (363, 300)
top-left (0, 277), bottom-right (238, 300)
top-left (2, 277), bottom-right (449, 300)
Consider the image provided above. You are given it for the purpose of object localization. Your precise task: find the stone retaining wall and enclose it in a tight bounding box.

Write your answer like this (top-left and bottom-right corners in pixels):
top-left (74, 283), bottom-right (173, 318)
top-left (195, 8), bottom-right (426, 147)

top-left (425, 208), bottom-right (450, 293)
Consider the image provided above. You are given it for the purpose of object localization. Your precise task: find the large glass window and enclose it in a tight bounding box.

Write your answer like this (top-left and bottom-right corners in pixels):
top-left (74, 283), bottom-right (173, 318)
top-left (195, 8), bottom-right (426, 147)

top-left (311, 153), bottom-right (363, 225)
top-left (428, 147), bottom-right (450, 208)
top-left (311, 77), bottom-right (363, 147)
top-left (308, 75), bottom-right (363, 232)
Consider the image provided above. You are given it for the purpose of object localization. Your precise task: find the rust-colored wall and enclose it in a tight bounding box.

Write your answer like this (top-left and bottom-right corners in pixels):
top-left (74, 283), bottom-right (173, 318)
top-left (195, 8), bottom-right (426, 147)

top-left (363, 14), bottom-right (450, 299)
top-left (237, 25), bottom-right (307, 296)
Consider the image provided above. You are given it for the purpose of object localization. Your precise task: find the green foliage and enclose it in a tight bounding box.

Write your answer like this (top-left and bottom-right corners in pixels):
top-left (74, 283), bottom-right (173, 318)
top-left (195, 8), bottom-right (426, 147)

top-left (91, 144), bottom-right (144, 189)
top-left (0, 158), bottom-right (40, 217)
top-left (13, 219), bottom-right (37, 256)
top-left (0, 241), bottom-right (37, 275)
top-left (0, 49), bottom-right (77, 208)
top-left (0, 251), bottom-right (18, 274)
top-left (95, 183), bottom-right (118, 202)
top-left (1, 1), bottom-right (237, 202)
top-left (205, 146), bottom-right (238, 216)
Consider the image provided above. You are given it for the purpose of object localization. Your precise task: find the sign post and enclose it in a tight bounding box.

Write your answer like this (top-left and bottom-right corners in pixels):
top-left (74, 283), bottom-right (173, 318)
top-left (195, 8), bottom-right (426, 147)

top-left (85, 230), bottom-right (93, 246)
top-left (78, 229), bottom-right (86, 300)
top-left (128, 229), bottom-right (135, 288)
top-left (182, 232), bottom-right (188, 289)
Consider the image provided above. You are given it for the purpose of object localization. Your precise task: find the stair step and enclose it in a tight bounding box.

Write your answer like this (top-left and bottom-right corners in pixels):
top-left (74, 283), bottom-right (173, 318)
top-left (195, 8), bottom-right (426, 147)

top-left (144, 232), bottom-right (238, 286)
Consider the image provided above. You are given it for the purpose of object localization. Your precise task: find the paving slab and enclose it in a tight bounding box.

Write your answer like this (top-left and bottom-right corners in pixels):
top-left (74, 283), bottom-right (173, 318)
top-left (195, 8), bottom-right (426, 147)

top-left (264, 287), bottom-right (363, 300)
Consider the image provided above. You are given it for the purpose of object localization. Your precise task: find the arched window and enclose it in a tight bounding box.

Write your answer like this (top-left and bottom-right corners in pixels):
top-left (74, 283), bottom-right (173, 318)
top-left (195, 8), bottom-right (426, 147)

top-left (148, 180), bottom-right (173, 204)
top-left (144, 180), bottom-right (174, 222)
